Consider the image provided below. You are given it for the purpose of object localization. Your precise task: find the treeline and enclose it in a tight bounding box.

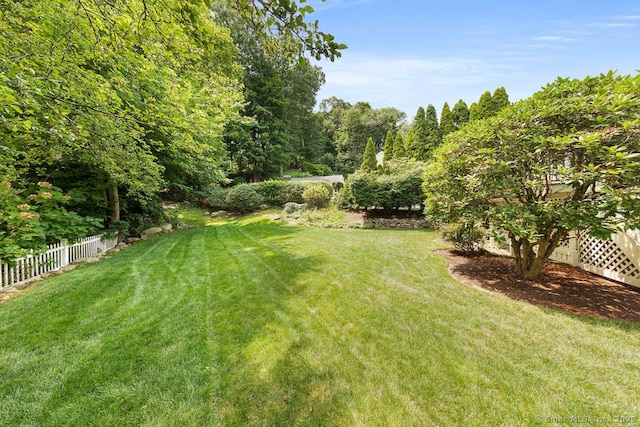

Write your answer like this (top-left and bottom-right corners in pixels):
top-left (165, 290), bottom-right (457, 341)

top-left (337, 88), bottom-right (510, 212)
top-left (0, 0), bottom-right (514, 258)
top-left (0, 0), bottom-right (345, 258)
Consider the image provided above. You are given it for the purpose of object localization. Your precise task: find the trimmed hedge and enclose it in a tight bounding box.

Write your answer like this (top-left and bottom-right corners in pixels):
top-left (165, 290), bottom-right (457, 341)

top-left (204, 180), bottom-right (334, 213)
top-left (253, 180), bottom-right (333, 207)
top-left (346, 160), bottom-right (425, 210)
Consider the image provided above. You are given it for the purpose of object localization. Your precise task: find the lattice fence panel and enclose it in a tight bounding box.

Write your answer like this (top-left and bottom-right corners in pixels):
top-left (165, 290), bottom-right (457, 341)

top-left (579, 236), bottom-right (640, 280)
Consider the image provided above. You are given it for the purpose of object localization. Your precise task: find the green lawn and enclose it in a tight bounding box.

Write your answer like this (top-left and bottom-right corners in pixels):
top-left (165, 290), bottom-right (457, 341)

top-left (1, 212), bottom-right (639, 426)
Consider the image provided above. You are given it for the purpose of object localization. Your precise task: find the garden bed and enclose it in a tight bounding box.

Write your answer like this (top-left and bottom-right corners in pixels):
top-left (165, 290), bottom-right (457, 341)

top-left (438, 249), bottom-right (640, 321)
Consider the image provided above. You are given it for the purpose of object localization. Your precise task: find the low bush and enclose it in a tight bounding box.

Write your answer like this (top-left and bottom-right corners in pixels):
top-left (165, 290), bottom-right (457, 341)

top-left (302, 183), bottom-right (331, 209)
top-left (199, 186), bottom-right (229, 210)
top-left (225, 184), bottom-right (264, 213)
top-left (202, 180), bottom-right (334, 212)
top-left (0, 181), bottom-right (101, 261)
top-left (441, 222), bottom-right (486, 253)
top-left (253, 181), bottom-right (288, 206)
top-left (333, 185), bottom-right (355, 209)
top-left (269, 180), bottom-right (332, 206)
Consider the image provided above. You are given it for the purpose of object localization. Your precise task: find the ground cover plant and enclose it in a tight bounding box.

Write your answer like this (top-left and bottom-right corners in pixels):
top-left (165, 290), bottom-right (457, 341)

top-left (0, 211), bottom-right (639, 425)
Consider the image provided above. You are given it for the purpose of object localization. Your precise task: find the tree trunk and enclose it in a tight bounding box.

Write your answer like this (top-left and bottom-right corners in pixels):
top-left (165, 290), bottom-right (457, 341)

top-left (510, 230), bottom-right (566, 280)
top-left (107, 184), bottom-right (120, 221)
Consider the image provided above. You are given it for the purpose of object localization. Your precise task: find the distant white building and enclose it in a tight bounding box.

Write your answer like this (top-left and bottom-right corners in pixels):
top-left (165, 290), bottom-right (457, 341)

top-left (290, 175), bottom-right (345, 185)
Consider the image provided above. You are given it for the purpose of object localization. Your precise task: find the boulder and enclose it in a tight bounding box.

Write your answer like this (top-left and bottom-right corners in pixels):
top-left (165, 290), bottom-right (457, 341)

top-left (283, 202), bottom-right (307, 215)
top-left (210, 210), bottom-right (230, 218)
top-left (160, 223), bottom-right (173, 232)
top-left (140, 227), bottom-right (162, 240)
top-left (365, 218), bottom-right (427, 229)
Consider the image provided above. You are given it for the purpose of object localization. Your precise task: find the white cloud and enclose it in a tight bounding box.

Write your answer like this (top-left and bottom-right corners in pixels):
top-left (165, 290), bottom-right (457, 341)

top-left (588, 22), bottom-right (635, 28)
top-left (315, 54), bottom-right (506, 114)
top-left (532, 36), bottom-right (573, 42)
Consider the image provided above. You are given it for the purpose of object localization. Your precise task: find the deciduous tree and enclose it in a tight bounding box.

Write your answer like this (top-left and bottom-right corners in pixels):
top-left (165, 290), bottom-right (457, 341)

top-left (425, 72), bottom-right (640, 280)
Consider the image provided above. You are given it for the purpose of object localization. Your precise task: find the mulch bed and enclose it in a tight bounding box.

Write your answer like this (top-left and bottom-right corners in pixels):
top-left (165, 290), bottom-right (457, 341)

top-left (437, 249), bottom-right (640, 322)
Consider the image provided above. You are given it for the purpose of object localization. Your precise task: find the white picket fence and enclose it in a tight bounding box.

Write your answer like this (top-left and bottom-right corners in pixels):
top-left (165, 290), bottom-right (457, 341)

top-left (489, 229), bottom-right (640, 287)
top-left (1, 234), bottom-right (118, 289)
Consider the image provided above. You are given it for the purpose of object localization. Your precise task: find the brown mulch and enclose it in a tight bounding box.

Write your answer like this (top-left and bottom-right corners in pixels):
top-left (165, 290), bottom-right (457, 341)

top-left (437, 249), bottom-right (640, 322)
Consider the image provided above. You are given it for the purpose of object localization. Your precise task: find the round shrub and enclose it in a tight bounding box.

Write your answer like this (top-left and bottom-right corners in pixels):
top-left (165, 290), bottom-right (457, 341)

top-left (441, 222), bottom-right (486, 253)
top-left (302, 183), bottom-right (331, 209)
top-left (224, 184), bottom-right (264, 213)
top-left (253, 180), bottom-right (287, 206)
top-left (282, 181), bottom-right (307, 204)
top-left (200, 186), bottom-right (229, 210)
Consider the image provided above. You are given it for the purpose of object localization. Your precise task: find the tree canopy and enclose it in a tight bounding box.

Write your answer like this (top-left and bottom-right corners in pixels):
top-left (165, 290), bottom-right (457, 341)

top-left (324, 101), bottom-right (405, 174)
top-left (424, 71), bottom-right (640, 280)
top-left (0, 0), bottom-right (345, 249)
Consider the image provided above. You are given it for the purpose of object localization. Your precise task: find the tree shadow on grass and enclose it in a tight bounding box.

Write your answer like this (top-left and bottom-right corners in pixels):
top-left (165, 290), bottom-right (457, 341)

top-left (205, 221), bottom-right (354, 425)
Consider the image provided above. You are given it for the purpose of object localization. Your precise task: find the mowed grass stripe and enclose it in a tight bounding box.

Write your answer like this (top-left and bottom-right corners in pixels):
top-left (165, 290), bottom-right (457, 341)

top-left (0, 215), bottom-right (639, 426)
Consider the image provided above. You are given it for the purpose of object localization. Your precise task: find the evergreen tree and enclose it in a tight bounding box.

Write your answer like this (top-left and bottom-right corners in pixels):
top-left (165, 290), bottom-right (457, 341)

top-left (491, 86), bottom-right (510, 114)
top-left (393, 132), bottom-right (407, 158)
top-left (360, 137), bottom-right (378, 172)
top-left (407, 107), bottom-right (427, 159)
top-left (423, 104), bottom-right (442, 160)
top-left (451, 99), bottom-right (470, 129)
top-left (439, 102), bottom-right (456, 136)
top-left (382, 130), bottom-right (394, 165)
top-left (468, 102), bottom-right (478, 121)
top-left (476, 91), bottom-right (493, 120)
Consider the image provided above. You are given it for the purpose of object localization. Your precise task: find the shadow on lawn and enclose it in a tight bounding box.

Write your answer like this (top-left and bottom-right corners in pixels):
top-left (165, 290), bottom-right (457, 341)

top-left (206, 221), bottom-right (352, 425)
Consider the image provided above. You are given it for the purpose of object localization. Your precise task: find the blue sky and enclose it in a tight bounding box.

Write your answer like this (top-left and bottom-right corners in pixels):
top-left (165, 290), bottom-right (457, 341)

top-left (308, 0), bottom-right (640, 118)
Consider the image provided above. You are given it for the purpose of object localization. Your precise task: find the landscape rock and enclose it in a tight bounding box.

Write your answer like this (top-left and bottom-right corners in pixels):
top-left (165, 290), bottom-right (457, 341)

top-left (127, 237), bottom-right (141, 243)
top-left (160, 223), bottom-right (173, 232)
top-left (210, 210), bottom-right (230, 218)
top-left (140, 227), bottom-right (163, 240)
top-left (283, 202), bottom-right (307, 215)
top-left (365, 218), bottom-right (427, 229)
